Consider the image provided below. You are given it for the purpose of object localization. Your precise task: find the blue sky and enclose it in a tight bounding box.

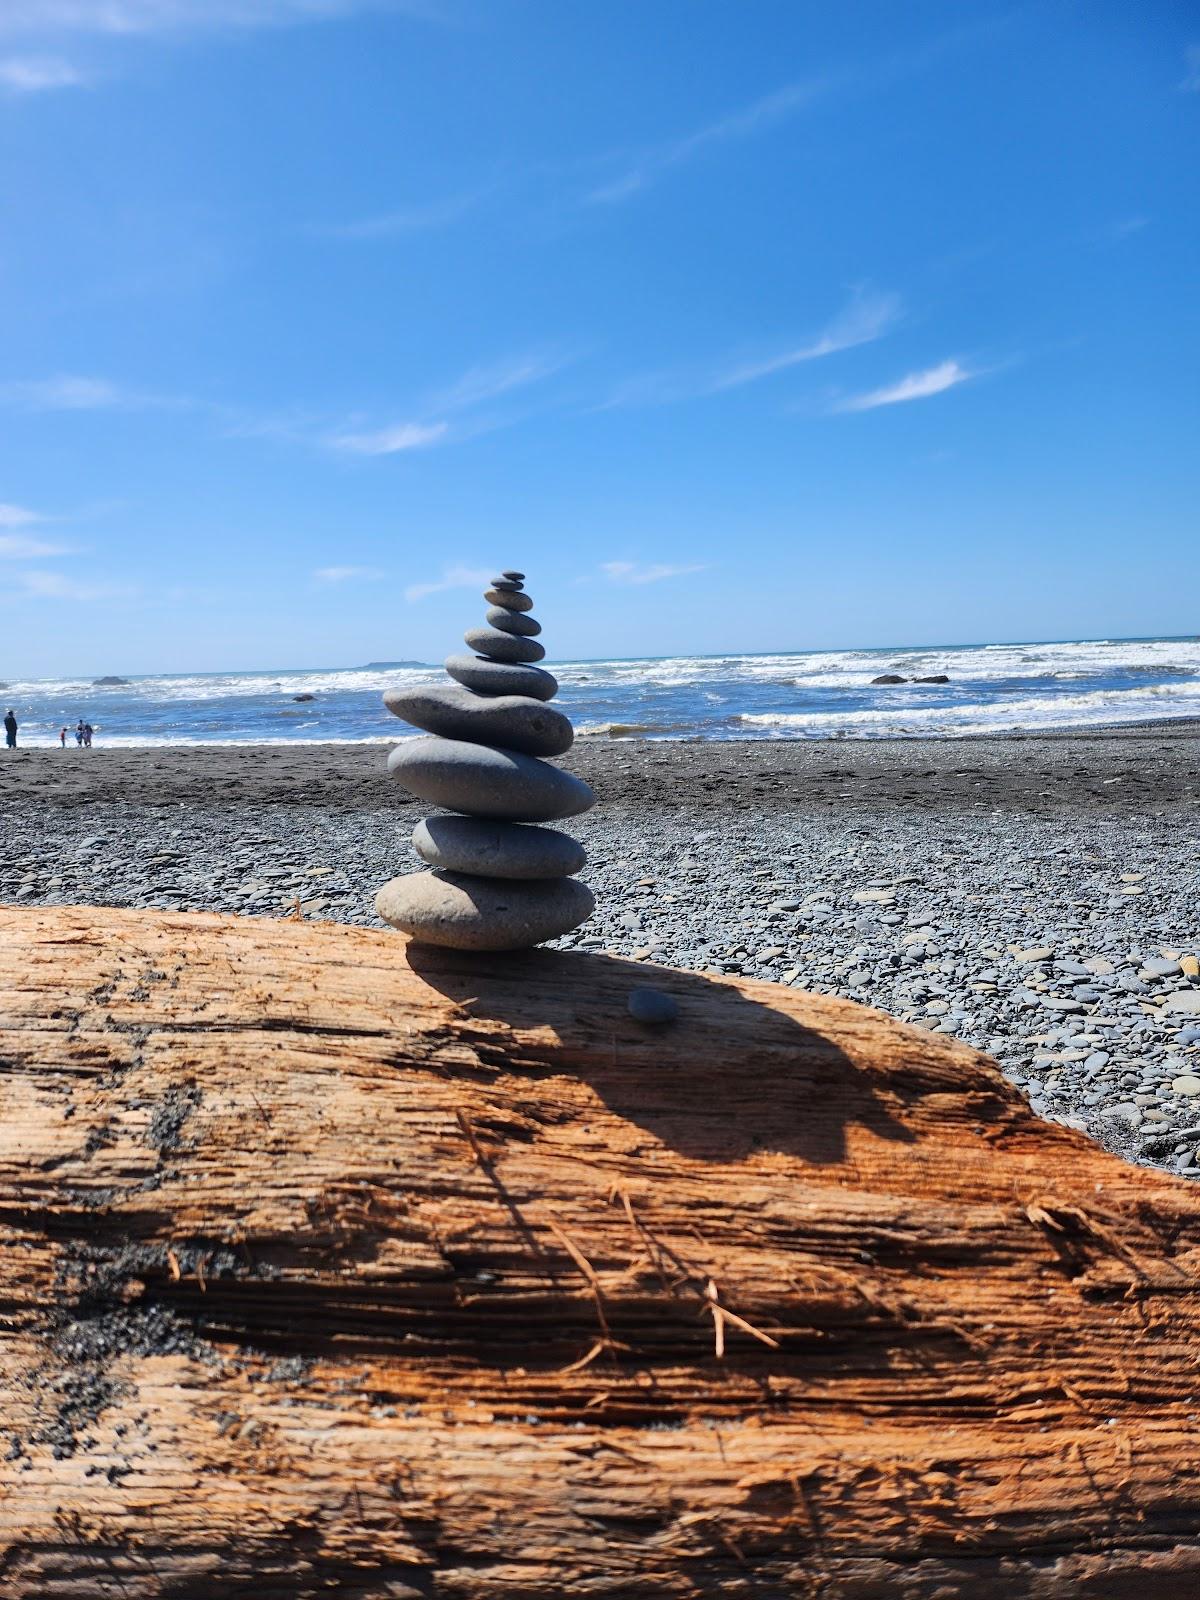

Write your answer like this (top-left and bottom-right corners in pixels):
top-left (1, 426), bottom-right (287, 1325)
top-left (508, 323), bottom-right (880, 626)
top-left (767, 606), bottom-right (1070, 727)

top-left (0, 0), bottom-right (1196, 675)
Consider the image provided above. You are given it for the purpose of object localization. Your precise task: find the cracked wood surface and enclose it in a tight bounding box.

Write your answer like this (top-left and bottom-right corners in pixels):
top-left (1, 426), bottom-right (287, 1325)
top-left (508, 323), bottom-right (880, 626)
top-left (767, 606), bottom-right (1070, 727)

top-left (0, 903), bottom-right (1199, 1598)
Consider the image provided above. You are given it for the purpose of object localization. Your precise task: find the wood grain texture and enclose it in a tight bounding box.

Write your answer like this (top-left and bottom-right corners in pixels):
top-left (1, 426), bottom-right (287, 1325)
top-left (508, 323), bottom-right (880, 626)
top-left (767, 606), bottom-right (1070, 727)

top-left (1, 904), bottom-right (1199, 1598)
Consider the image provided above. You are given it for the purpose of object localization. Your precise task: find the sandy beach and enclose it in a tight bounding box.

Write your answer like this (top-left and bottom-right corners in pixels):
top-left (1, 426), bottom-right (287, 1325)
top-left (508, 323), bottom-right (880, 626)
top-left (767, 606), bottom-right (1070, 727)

top-left (2, 726), bottom-right (1198, 1176)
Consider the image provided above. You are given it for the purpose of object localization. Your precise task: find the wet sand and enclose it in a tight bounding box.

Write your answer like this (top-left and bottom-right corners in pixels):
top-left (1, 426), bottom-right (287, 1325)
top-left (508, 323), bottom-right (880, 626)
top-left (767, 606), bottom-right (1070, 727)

top-left (0, 723), bottom-right (1196, 816)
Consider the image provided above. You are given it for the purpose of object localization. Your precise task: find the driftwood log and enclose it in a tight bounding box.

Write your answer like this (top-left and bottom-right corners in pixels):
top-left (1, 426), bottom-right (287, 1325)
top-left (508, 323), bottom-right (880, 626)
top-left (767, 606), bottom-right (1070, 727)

top-left (1, 904), bottom-right (1199, 1597)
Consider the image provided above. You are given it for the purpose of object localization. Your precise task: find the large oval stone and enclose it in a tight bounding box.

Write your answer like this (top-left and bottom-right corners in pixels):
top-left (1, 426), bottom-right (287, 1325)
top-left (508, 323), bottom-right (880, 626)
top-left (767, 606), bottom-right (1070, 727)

top-left (463, 626), bottom-right (545, 664)
top-left (384, 684), bottom-right (572, 756)
top-left (485, 606), bottom-right (541, 637)
top-left (376, 870), bottom-right (593, 951)
top-left (413, 816), bottom-right (586, 878)
top-left (485, 587), bottom-right (532, 611)
top-left (444, 656), bottom-right (558, 701)
top-left (388, 737), bottom-right (595, 822)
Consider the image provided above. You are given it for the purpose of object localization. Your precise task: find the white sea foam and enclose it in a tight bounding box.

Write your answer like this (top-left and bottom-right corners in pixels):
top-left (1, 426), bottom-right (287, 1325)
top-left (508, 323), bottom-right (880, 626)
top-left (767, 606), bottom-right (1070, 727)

top-left (737, 679), bottom-right (1200, 737)
top-left (8, 636), bottom-right (1198, 743)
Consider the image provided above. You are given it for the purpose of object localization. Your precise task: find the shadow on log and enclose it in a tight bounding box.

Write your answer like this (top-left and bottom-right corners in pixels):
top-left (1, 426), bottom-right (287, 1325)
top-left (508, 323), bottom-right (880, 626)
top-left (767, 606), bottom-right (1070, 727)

top-left (1, 904), bottom-right (1199, 1597)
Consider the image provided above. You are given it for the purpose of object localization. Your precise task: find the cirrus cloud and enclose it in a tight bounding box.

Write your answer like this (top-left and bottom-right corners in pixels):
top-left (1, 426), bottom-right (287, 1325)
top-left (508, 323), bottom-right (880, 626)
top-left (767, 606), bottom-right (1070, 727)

top-left (404, 563), bottom-right (492, 603)
top-left (836, 358), bottom-right (974, 413)
top-left (599, 561), bottom-right (709, 586)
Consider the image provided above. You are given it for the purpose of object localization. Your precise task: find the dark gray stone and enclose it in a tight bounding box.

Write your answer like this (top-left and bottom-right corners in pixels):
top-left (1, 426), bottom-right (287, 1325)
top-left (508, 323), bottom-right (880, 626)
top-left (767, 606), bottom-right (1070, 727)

top-left (413, 816), bottom-right (585, 878)
top-left (871, 674), bottom-right (907, 685)
top-left (485, 587), bottom-right (533, 611)
top-left (628, 988), bottom-right (679, 1025)
top-left (444, 655), bottom-right (558, 701)
top-left (500, 569), bottom-right (525, 581)
top-left (463, 626), bottom-right (545, 664)
top-left (485, 606), bottom-right (541, 637)
top-left (376, 869), bottom-right (593, 950)
top-left (388, 736), bottom-right (595, 822)
top-left (384, 684), bottom-right (572, 756)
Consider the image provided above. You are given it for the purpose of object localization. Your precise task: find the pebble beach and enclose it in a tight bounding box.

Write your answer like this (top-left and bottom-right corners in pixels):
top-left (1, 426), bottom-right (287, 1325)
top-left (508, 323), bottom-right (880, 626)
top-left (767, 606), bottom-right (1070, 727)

top-left (2, 726), bottom-right (1198, 1174)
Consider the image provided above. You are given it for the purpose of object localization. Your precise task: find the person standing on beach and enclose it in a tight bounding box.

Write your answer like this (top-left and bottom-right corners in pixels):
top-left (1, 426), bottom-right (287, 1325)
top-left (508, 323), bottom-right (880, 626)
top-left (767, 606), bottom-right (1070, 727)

top-left (75, 720), bottom-right (84, 747)
top-left (83, 722), bottom-right (94, 748)
top-left (59, 727), bottom-right (67, 747)
top-left (3, 710), bottom-right (16, 749)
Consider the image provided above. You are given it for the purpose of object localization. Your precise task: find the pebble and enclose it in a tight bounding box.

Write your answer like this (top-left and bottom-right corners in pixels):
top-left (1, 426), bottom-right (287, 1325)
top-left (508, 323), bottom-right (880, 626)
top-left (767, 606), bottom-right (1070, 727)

top-left (485, 606), bottom-right (542, 638)
top-left (412, 816), bottom-right (586, 879)
top-left (388, 737), bottom-right (595, 823)
top-left (462, 626), bottom-right (546, 664)
top-left (1171, 1075), bottom-right (1200, 1097)
top-left (444, 655), bottom-right (559, 701)
top-left (1161, 992), bottom-right (1200, 1015)
top-left (383, 684), bottom-right (573, 757)
top-left (376, 870), bottom-right (594, 951)
top-left (627, 988), bottom-right (680, 1025)
top-left (484, 587), bottom-right (533, 611)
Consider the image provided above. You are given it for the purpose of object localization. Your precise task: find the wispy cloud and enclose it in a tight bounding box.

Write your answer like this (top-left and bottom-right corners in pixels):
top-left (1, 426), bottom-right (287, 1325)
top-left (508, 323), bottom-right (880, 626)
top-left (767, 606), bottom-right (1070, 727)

top-left (11, 568), bottom-right (128, 602)
top-left (0, 374), bottom-right (143, 410)
top-left (0, 503), bottom-right (71, 558)
top-left (1182, 45), bottom-right (1200, 92)
top-left (430, 353), bottom-right (570, 414)
top-left (0, 54), bottom-right (84, 90)
top-left (599, 561), bottom-right (708, 586)
top-left (837, 358), bottom-right (974, 413)
top-left (710, 290), bottom-right (903, 392)
top-left (316, 193), bottom-right (479, 240)
top-left (0, 502), bottom-right (43, 528)
top-left (331, 351), bottom-right (571, 457)
top-left (313, 564), bottom-right (384, 583)
top-left (586, 79), bottom-right (823, 205)
top-left (599, 289), bottom-right (901, 411)
top-left (405, 562), bottom-right (491, 603)
top-left (330, 419), bottom-right (448, 456)
top-left (0, 2), bottom-right (429, 38)
top-left (0, 533), bottom-right (69, 558)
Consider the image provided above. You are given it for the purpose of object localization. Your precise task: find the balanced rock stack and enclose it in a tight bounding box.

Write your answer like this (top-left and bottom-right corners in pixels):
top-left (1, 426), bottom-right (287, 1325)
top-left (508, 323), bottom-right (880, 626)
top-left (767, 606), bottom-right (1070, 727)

top-left (376, 570), bottom-right (596, 951)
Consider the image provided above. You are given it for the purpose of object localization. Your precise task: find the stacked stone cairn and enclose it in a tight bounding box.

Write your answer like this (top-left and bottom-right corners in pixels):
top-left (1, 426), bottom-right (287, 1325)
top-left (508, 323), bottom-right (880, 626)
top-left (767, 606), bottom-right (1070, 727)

top-left (376, 570), bottom-right (596, 951)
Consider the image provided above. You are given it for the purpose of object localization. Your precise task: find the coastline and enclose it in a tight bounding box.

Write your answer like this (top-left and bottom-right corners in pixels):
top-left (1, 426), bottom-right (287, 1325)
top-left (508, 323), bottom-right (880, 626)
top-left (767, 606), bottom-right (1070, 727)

top-left (0, 724), bottom-right (1195, 813)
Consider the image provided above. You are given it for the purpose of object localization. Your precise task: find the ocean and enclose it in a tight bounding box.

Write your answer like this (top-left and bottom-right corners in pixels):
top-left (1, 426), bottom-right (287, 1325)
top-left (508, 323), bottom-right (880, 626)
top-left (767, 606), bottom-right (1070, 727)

top-left (3, 636), bottom-right (1198, 746)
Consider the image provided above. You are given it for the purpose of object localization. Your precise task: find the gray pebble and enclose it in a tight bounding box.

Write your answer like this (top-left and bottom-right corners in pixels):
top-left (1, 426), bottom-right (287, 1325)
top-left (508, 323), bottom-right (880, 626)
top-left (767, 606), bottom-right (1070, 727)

top-left (462, 626), bottom-right (546, 664)
top-left (388, 736), bottom-right (595, 823)
top-left (628, 988), bottom-right (679, 1025)
top-left (444, 655), bottom-right (558, 701)
top-left (377, 869), bottom-right (594, 951)
top-left (413, 816), bottom-right (586, 878)
top-left (384, 684), bottom-right (572, 757)
top-left (485, 606), bottom-right (541, 637)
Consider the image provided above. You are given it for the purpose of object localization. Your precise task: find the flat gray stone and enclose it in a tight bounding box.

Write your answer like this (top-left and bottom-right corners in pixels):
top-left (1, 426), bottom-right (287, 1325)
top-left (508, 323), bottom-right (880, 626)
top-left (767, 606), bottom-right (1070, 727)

top-left (444, 656), bottom-right (558, 701)
top-left (484, 587), bottom-right (533, 611)
top-left (463, 626), bottom-right (545, 664)
top-left (628, 988), bottom-right (679, 1025)
top-left (384, 684), bottom-right (572, 756)
top-left (388, 736), bottom-right (595, 821)
top-left (1162, 991), bottom-right (1200, 1015)
top-left (413, 815), bottom-right (585, 878)
top-left (499, 569), bottom-right (525, 581)
top-left (377, 869), bottom-right (593, 951)
top-left (485, 605), bottom-right (541, 637)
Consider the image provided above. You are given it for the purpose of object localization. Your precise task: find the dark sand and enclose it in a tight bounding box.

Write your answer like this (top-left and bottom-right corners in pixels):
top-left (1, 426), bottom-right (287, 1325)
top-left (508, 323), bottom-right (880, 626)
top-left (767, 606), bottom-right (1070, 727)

top-left (0, 723), bottom-right (1196, 815)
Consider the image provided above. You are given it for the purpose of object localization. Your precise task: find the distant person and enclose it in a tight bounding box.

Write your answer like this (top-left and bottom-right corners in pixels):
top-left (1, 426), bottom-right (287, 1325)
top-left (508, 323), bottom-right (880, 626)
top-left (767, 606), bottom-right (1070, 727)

top-left (75, 720), bottom-right (85, 747)
top-left (83, 722), bottom-right (94, 748)
top-left (3, 710), bottom-right (16, 749)
top-left (59, 726), bottom-right (68, 748)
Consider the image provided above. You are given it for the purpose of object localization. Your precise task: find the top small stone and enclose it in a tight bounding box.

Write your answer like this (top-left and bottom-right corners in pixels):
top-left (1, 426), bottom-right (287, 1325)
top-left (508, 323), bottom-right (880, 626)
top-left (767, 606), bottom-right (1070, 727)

top-left (500, 570), bottom-right (525, 581)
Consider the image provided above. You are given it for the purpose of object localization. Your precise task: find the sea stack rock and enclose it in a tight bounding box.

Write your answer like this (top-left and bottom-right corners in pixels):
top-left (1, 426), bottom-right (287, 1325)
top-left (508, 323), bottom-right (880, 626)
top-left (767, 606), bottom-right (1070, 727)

top-left (377, 571), bottom-right (595, 951)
